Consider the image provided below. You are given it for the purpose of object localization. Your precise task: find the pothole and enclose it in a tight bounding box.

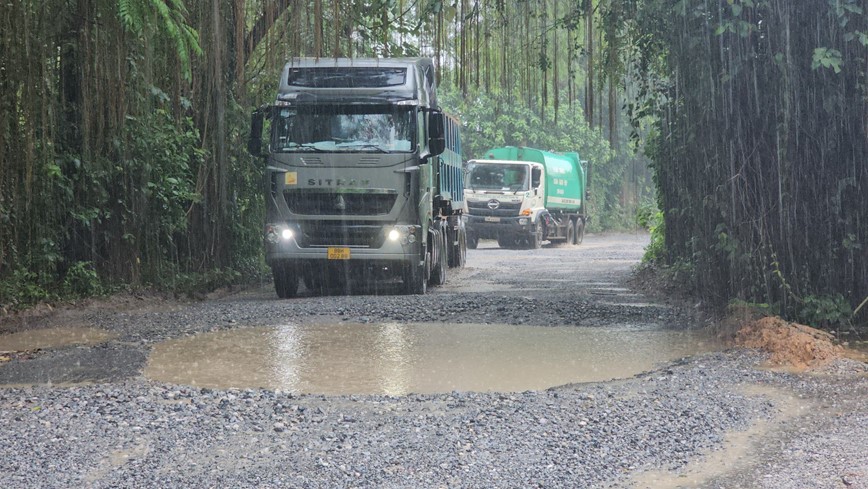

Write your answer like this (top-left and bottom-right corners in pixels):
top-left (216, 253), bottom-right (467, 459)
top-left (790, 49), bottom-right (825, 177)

top-left (145, 322), bottom-right (723, 395)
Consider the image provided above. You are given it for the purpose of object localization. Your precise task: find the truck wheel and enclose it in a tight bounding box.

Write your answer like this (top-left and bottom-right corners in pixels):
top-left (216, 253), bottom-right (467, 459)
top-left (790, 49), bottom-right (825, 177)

top-left (429, 230), bottom-right (448, 286)
top-left (402, 250), bottom-right (428, 295)
top-left (449, 226), bottom-right (467, 268)
top-left (576, 218), bottom-right (585, 244)
top-left (529, 220), bottom-right (543, 249)
top-left (458, 228), bottom-right (467, 266)
top-left (273, 264), bottom-right (299, 299)
top-left (467, 232), bottom-right (479, 250)
top-left (567, 219), bottom-right (577, 245)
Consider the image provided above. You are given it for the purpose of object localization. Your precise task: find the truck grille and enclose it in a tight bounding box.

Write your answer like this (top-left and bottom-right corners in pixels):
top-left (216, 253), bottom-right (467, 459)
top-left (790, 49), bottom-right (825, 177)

top-left (284, 190), bottom-right (397, 216)
top-left (296, 222), bottom-right (386, 248)
top-left (467, 200), bottom-right (522, 217)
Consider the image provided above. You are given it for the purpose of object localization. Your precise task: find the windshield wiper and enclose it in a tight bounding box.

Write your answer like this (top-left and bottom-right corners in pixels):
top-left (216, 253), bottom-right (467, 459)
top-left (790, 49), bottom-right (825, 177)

top-left (335, 142), bottom-right (389, 153)
top-left (354, 144), bottom-right (389, 153)
top-left (283, 143), bottom-right (327, 152)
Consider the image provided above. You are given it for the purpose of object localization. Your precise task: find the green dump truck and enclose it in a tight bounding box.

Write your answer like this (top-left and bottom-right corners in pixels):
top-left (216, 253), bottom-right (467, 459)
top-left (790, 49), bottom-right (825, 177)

top-left (463, 146), bottom-right (587, 249)
top-left (248, 58), bottom-right (466, 298)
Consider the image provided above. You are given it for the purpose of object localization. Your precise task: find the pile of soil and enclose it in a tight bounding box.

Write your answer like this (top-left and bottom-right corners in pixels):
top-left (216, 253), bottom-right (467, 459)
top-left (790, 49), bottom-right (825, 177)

top-left (734, 316), bottom-right (847, 370)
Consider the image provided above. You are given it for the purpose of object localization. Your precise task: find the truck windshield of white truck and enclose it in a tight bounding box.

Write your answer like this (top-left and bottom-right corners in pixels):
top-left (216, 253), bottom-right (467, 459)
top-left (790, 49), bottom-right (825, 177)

top-left (466, 162), bottom-right (529, 192)
top-left (273, 105), bottom-right (415, 153)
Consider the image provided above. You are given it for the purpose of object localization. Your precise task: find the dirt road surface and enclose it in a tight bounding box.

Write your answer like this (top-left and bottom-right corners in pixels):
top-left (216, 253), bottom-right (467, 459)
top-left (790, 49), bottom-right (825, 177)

top-left (1, 233), bottom-right (865, 488)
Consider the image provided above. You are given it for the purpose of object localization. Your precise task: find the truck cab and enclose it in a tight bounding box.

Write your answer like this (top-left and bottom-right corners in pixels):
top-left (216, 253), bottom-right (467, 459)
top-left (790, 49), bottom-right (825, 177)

top-left (464, 160), bottom-right (547, 248)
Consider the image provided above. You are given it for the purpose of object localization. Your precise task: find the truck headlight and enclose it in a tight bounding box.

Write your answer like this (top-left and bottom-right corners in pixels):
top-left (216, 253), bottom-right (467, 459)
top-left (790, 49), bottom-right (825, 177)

top-left (386, 226), bottom-right (412, 244)
top-left (388, 226), bottom-right (415, 244)
top-left (265, 224), bottom-right (294, 243)
top-left (519, 218), bottom-right (528, 225)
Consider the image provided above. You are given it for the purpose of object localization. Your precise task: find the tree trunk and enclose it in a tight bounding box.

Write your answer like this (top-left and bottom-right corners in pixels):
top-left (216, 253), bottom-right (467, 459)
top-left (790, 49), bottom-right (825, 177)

top-left (585, 0), bottom-right (594, 127)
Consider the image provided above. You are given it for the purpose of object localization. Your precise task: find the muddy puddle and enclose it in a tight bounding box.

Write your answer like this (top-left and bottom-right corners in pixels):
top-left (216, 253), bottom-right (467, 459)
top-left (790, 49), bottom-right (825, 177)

top-left (145, 322), bottom-right (722, 395)
top-left (0, 327), bottom-right (117, 352)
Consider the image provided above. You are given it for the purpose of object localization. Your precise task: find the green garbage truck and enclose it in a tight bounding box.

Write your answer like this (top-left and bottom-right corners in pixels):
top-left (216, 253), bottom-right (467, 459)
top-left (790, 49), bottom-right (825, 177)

top-left (463, 146), bottom-right (588, 249)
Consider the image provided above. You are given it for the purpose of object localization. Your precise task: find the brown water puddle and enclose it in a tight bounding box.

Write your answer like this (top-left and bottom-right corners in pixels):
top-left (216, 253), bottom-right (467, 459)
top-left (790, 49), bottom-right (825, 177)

top-left (145, 323), bottom-right (722, 395)
top-left (0, 327), bottom-right (117, 352)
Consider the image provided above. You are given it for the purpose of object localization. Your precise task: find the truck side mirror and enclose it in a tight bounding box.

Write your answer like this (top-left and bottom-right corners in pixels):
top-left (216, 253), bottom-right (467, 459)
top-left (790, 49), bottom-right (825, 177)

top-left (248, 110), bottom-right (264, 157)
top-left (531, 167), bottom-right (542, 189)
top-left (428, 110), bottom-right (445, 157)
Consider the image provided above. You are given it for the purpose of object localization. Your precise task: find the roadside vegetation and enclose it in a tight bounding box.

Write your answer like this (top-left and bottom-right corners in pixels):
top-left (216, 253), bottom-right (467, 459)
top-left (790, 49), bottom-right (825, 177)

top-left (1, 0), bottom-right (864, 335)
top-left (632, 0), bottom-right (867, 333)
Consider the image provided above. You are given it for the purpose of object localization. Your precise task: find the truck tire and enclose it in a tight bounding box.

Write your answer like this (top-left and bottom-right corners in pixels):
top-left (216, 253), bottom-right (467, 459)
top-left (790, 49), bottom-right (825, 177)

top-left (467, 232), bottom-right (479, 250)
top-left (567, 218), bottom-right (577, 245)
top-left (529, 220), bottom-right (543, 249)
top-left (273, 264), bottom-right (299, 299)
top-left (448, 226), bottom-right (467, 268)
top-left (403, 250), bottom-right (428, 295)
top-left (429, 229), bottom-right (448, 286)
top-left (576, 218), bottom-right (585, 244)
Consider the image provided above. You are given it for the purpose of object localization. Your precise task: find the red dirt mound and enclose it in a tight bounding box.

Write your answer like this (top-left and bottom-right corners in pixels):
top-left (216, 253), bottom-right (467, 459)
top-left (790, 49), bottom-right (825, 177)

top-left (734, 316), bottom-right (847, 370)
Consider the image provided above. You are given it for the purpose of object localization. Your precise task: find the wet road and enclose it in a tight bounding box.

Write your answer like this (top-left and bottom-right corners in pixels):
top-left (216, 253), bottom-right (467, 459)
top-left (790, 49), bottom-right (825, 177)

top-left (1, 232), bottom-right (866, 489)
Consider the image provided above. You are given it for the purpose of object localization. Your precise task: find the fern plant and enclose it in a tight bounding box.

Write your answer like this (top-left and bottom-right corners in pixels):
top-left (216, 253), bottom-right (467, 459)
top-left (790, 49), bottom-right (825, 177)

top-left (117, 0), bottom-right (202, 80)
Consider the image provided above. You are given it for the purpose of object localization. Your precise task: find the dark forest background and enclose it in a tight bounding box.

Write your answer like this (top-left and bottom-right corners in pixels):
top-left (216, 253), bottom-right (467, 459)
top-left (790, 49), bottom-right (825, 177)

top-left (0, 0), bottom-right (865, 330)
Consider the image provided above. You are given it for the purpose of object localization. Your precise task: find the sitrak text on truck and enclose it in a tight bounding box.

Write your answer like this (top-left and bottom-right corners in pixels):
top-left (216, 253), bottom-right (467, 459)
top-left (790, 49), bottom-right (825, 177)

top-left (248, 58), bottom-right (466, 297)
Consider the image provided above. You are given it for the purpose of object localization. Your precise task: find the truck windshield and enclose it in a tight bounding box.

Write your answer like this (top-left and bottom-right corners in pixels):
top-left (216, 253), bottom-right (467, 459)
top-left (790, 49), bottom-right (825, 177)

top-left (272, 105), bottom-right (416, 153)
top-left (466, 163), bottom-right (529, 191)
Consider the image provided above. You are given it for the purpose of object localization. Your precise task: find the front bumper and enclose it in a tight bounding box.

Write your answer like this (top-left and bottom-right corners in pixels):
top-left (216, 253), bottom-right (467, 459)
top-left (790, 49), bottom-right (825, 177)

top-left (465, 214), bottom-right (533, 239)
top-left (265, 222), bottom-right (422, 266)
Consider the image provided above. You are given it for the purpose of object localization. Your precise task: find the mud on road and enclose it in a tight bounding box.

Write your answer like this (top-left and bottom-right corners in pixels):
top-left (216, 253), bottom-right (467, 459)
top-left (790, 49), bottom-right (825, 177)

top-left (0, 233), bottom-right (866, 488)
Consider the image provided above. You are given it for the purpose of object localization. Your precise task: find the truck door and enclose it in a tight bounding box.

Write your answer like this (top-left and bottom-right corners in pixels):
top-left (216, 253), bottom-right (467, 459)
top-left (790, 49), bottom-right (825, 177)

top-left (531, 166), bottom-right (543, 202)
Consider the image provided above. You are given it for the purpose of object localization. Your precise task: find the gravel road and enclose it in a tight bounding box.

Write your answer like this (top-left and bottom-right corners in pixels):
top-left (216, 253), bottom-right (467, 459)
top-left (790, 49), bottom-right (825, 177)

top-left (0, 233), bottom-right (866, 488)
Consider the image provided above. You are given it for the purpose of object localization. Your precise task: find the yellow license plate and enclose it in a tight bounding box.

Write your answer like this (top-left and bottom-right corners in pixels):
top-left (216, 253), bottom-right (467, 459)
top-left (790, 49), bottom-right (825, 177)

top-left (327, 247), bottom-right (351, 260)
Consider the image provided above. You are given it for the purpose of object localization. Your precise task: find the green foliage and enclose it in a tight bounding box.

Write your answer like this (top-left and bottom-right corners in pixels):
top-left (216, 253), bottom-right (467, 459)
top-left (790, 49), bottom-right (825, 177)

top-left (117, 0), bottom-right (201, 80)
top-left (0, 268), bottom-right (52, 309)
top-left (635, 204), bottom-right (656, 229)
top-left (811, 47), bottom-right (843, 73)
top-left (62, 262), bottom-right (104, 298)
top-left (797, 294), bottom-right (852, 328)
top-left (225, 98), bottom-right (269, 282)
top-left (632, 0), bottom-right (867, 330)
top-left (639, 207), bottom-right (666, 263)
top-left (124, 104), bottom-right (203, 247)
top-left (713, 224), bottom-right (743, 262)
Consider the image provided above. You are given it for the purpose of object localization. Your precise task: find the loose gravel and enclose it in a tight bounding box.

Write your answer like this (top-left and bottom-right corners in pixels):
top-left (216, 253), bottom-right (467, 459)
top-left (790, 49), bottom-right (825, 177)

top-left (0, 233), bottom-right (865, 488)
